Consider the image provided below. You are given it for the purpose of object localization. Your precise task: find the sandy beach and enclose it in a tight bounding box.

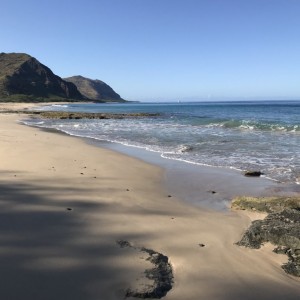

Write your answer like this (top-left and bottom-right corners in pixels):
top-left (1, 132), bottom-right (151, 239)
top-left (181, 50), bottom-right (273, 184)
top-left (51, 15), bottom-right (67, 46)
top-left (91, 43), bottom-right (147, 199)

top-left (0, 104), bottom-right (299, 300)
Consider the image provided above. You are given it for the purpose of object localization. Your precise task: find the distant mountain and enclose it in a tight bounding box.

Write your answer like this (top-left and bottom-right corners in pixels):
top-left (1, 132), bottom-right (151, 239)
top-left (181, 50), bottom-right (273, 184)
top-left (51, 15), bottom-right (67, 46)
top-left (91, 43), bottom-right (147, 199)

top-left (0, 53), bottom-right (84, 102)
top-left (64, 75), bottom-right (125, 102)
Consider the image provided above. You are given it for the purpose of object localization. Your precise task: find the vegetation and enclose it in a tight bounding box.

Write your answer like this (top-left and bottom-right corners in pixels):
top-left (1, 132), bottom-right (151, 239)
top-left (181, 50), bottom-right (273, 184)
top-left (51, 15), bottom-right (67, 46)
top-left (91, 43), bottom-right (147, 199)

top-left (64, 75), bottom-right (126, 102)
top-left (0, 52), bottom-right (31, 78)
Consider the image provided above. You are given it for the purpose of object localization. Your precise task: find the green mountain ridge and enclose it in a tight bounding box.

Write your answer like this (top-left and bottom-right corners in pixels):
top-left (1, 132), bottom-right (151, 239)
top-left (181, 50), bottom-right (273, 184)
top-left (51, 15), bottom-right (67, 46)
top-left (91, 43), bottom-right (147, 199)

top-left (64, 75), bottom-right (125, 102)
top-left (0, 53), bottom-right (125, 102)
top-left (0, 53), bottom-right (83, 102)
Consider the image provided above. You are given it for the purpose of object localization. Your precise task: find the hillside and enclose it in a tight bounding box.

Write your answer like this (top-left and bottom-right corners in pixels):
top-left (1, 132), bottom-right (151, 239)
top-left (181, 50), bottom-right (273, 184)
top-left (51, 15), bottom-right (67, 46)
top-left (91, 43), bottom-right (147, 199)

top-left (64, 75), bottom-right (125, 102)
top-left (0, 53), bottom-right (84, 102)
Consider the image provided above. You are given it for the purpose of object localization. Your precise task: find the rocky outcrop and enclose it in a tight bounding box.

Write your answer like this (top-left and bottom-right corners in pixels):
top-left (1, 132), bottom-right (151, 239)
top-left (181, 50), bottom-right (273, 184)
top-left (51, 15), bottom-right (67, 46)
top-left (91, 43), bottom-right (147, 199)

top-left (233, 196), bottom-right (300, 277)
top-left (232, 196), bottom-right (300, 213)
top-left (15, 110), bottom-right (158, 119)
top-left (0, 53), bottom-right (84, 102)
top-left (237, 209), bottom-right (300, 276)
top-left (116, 240), bottom-right (174, 299)
top-left (1, 110), bottom-right (160, 119)
top-left (64, 75), bottom-right (125, 102)
top-left (37, 111), bottom-right (160, 119)
top-left (244, 170), bottom-right (264, 177)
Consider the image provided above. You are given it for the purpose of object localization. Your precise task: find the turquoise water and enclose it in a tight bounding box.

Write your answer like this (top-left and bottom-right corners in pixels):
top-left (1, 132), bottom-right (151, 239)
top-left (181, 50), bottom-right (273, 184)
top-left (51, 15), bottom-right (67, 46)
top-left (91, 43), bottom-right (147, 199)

top-left (27, 101), bottom-right (300, 184)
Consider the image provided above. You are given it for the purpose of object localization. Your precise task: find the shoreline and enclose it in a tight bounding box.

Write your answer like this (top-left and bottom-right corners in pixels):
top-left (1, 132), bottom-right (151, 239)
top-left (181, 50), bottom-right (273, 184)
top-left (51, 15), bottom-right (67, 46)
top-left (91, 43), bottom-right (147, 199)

top-left (29, 121), bottom-right (297, 211)
top-left (0, 103), bottom-right (300, 299)
top-left (16, 105), bottom-right (296, 211)
top-left (86, 138), bottom-right (285, 211)
top-left (26, 121), bottom-right (284, 211)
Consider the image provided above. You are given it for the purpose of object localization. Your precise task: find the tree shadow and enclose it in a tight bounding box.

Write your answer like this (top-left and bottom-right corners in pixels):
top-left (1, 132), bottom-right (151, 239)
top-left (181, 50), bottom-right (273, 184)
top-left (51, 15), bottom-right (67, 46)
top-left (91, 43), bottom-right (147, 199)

top-left (0, 180), bottom-right (156, 300)
top-left (1, 180), bottom-right (299, 300)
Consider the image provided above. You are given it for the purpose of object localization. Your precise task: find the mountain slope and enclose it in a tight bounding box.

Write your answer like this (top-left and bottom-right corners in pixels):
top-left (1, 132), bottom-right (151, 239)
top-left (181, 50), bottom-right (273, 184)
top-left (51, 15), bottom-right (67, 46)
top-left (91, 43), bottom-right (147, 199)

top-left (0, 53), bottom-right (84, 102)
top-left (64, 75), bottom-right (125, 102)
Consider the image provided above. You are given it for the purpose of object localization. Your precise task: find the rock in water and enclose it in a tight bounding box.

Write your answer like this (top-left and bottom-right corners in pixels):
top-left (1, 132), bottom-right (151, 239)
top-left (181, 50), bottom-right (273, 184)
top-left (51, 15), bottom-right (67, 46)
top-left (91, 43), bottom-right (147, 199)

top-left (244, 170), bottom-right (264, 177)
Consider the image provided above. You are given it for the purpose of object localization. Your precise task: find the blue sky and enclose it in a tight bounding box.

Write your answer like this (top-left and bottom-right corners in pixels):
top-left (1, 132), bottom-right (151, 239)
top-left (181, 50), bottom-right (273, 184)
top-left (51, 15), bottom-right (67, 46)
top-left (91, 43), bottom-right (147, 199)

top-left (1, 0), bottom-right (300, 101)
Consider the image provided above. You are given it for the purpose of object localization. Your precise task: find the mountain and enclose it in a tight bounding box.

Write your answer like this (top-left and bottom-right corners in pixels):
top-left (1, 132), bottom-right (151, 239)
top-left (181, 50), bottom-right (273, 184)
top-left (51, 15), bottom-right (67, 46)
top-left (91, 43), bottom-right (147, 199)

top-left (64, 75), bottom-right (125, 102)
top-left (0, 53), bottom-right (84, 102)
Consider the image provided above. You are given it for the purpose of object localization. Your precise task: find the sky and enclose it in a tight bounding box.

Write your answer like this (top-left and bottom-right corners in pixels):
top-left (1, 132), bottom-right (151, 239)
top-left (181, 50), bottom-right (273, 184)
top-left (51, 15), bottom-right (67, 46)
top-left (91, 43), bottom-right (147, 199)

top-left (1, 0), bottom-right (300, 101)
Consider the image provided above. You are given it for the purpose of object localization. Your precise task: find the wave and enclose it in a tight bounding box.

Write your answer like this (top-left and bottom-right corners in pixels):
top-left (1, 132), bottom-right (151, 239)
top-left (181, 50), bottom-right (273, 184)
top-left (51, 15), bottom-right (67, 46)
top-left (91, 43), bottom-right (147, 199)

top-left (22, 117), bottom-right (300, 185)
top-left (216, 120), bottom-right (300, 132)
top-left (177, 145), bottom-right (194, 153)
top-left (33, 104), bottom-right (70, 111)
top-left (52, 104), bottom-right (69, 108)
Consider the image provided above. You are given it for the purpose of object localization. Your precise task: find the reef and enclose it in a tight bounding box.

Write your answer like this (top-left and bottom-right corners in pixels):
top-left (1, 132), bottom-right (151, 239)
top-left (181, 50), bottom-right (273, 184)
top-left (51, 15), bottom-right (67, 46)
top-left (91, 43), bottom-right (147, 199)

top-left (232, 196), bottom-right (300, 277)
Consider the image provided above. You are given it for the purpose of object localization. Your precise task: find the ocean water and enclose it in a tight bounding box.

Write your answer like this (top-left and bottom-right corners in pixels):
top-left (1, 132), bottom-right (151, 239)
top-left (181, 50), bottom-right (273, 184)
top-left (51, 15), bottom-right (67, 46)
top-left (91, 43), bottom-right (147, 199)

top-left (26, 101), bottom-right (300, 184)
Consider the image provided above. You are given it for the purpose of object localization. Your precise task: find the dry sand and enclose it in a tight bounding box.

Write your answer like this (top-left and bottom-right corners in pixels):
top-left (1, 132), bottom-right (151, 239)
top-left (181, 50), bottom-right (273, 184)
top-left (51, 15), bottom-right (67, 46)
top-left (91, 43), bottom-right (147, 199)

top-left (0, 104), bottom-right (299, 300)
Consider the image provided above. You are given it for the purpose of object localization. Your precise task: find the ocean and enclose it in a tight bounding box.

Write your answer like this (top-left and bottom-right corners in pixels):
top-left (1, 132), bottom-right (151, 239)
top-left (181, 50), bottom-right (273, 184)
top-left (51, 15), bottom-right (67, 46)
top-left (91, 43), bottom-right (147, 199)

top-left (26, 100), bottom-right (300, 185)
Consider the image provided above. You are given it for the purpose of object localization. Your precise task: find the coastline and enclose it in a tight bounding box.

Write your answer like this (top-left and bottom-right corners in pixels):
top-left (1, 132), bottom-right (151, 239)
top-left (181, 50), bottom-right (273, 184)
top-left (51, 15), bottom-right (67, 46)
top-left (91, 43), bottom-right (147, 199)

top-left (78, 133), bottom-right (295, 211)
top-left (0, 104), bottom-right (299, 299)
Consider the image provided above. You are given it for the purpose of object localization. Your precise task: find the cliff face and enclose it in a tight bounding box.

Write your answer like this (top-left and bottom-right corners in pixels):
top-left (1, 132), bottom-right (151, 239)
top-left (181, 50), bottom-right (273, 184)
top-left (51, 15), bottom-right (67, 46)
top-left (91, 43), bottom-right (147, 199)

top-left (64, 75), bottom-right (125, 102)
top-left (0, 53), bottom-right (84, 101)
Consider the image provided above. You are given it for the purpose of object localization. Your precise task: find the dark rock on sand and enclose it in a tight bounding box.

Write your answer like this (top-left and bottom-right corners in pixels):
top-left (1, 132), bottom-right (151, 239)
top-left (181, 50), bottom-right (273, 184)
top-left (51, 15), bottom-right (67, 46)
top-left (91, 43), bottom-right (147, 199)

top-left (116, 240), bottom-right (174, 298)
top-left (235, 197), bottom-right (300, 277)
top-left (237, 209), bottom-right (300, 248)
top-left (208, 190), bottom-right (216, 194)
top-left (244, 170), bottom-right (264, 177)
top-left (116, 240), bottom-right (132, 248)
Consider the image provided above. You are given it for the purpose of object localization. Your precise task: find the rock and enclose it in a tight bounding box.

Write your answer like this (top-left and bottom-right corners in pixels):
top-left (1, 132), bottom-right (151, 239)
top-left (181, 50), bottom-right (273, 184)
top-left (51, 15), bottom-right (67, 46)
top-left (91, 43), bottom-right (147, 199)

top-left (198, 243), bottom-right (205, 247)
top-left (233, 196), bottom-right (300, 277)
top-left (273, 246), bottom-right (289, 255)
top-left (208, 190), bottom-right (216, 194)
top-left (116, 240), bottom-right (174, 298)
top-left (236, 208), bottom-right (300, 277)
top-left (244, 170), bottom-right (264, 177)
top-left (116, 240), bottom-right (132, 248)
